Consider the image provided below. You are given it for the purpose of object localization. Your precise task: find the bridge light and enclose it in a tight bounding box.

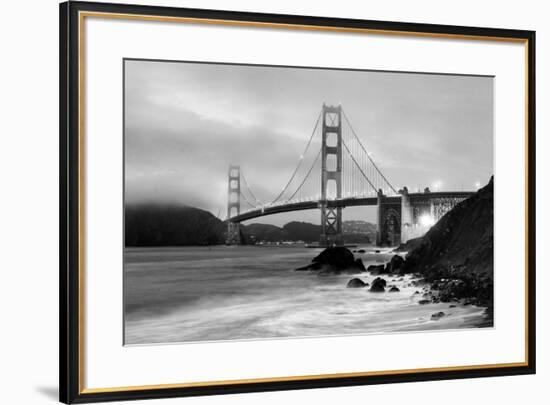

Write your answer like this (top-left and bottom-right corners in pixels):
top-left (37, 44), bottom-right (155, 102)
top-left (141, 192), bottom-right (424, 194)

top-left (419, 214), bottom-right (435, 227)
top-left (475, 181), bottom-right (481, 189)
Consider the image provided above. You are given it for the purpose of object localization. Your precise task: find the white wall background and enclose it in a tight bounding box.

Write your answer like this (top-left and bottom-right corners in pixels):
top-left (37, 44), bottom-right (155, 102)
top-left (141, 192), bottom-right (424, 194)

top-left (0, 0), bottom-right (546, 404)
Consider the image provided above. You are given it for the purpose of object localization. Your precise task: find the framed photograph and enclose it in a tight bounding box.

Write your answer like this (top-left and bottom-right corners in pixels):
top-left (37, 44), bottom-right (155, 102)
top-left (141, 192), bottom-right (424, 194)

top-left (60, 1), bottom-right (536, 403)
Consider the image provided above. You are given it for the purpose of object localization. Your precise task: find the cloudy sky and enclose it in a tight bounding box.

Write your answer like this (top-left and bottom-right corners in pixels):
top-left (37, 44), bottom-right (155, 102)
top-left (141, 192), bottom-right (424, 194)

top-left (124, 59), bottom-right (493, 225)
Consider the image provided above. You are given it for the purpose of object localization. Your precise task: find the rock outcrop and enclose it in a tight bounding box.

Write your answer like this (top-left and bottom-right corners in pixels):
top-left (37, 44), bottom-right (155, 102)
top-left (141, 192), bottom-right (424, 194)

top-left (369, 277), bottom-right (387, 292)
top-left (402, 177), bottom-right (494, 309)
top-left (367, 264), bottom-right (386, 275)
top-left (366, 255), bottom-right (404, 275)
top-left (385, 255), bottom-right (405, 274)
top-left (347, 278), bottom-right (368, 288)
top-left (296, 247), bottom-right (366, 275)
top-left (431, 311), bottom-right (445, 320)
top-left (393, 237), bottom-right (422, 253)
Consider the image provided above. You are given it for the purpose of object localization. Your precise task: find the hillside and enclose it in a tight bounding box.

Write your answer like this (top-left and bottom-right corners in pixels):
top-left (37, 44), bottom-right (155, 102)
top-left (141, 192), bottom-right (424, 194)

top-left (343, 220), bottom-right (377, 236)
top-left (283, 221), bottom-right (321, 242)
top-left (242, 220), bottom-right (376, 243)
top-left (342, 220), bottom-right (376, 244)
top-left (125, 204), bottom-right (377, 246)
top-left (241, 223), bottom-right (289, 243)
top-left (125, 204), bottom-right (225, 246)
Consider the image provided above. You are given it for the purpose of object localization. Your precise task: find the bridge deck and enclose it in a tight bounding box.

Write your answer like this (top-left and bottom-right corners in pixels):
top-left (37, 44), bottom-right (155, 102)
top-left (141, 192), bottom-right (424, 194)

top-left (228, 191), bottom-right (475, 223)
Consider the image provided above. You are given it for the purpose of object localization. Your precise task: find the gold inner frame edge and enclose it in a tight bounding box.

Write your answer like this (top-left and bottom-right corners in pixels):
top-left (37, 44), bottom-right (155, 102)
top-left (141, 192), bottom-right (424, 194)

top-left (76, 10), bottom-right (531, 394)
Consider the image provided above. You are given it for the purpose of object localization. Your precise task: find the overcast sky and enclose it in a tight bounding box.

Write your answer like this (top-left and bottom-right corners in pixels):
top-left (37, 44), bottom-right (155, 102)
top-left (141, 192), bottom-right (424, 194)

top-left (124, 59), bottom-right (493, 225)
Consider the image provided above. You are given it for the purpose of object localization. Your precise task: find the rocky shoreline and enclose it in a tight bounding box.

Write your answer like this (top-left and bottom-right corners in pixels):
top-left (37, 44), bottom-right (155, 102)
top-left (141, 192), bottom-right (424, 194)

top-left (295, 246), bottom-right (491, 327)
top-left (294, 177), bottom-right (494, 327)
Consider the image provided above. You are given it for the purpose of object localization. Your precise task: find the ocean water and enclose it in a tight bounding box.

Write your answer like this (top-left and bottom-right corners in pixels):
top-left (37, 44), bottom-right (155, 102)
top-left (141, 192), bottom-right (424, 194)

top-left (124, 245), bottom-right (487, 345)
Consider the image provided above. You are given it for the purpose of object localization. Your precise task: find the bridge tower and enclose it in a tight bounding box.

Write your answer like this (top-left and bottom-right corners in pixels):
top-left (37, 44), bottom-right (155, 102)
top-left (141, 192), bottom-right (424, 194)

top-left (320, 104), bottom-right (343, 246)
top-left (376, 189), bottom-right (402, 247)
top-left (226, 165), bottom-right (242, 245)
top-left (376, 189), bottom-right (384, 246)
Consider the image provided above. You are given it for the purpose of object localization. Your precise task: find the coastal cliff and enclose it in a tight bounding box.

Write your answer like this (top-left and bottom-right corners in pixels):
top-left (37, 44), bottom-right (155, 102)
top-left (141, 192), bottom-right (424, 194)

top-left (402, 177), bottom-right (494, 306)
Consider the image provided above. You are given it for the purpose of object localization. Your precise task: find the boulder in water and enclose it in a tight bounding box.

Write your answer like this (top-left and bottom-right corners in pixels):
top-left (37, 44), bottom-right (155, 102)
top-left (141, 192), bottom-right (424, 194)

top-left (388, 286), bottom-right (400, 292)
top-left (367, 264), bottom-right (386, 275)
top-left (295, 247), bottom-right (365, 274)
top-left (385, 254), bottom-right (405, 274)
top-left (431, 311), bottom-right (445, 320)
top-left (347, 278), bottom-right (367, 288)
top-left (369, 277), bottom-right (387, 292)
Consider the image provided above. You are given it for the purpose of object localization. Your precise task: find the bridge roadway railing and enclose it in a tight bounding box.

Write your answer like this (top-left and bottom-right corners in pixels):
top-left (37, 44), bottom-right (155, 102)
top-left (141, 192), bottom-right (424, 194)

top-left (226, 191), bottom-right (475, 224)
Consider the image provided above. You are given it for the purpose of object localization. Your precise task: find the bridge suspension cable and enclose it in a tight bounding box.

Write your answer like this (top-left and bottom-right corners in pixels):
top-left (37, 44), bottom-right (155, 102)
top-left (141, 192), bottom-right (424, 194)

top-left (270, 108), bottom-right (322, 205)
top-left (342, 108), bottom-right (398, 195)
top-left (239, 190), bottom-right (258, 209)
top-left (342, 139), bottom-right (378, 193)
top-left (240, 170), bottom-right (261, 205)
top-left (287, 149), bottom-right (321, 201)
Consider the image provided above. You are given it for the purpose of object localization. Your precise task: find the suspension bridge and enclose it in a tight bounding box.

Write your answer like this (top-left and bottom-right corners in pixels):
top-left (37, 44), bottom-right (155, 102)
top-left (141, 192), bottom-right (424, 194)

top-left (225, 104), bottom-right (474, 247)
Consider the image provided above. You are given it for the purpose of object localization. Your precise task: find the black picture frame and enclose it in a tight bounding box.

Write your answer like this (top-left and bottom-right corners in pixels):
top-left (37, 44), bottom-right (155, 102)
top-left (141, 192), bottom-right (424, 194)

top-left (60, 1), bottom-right (536, 403)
